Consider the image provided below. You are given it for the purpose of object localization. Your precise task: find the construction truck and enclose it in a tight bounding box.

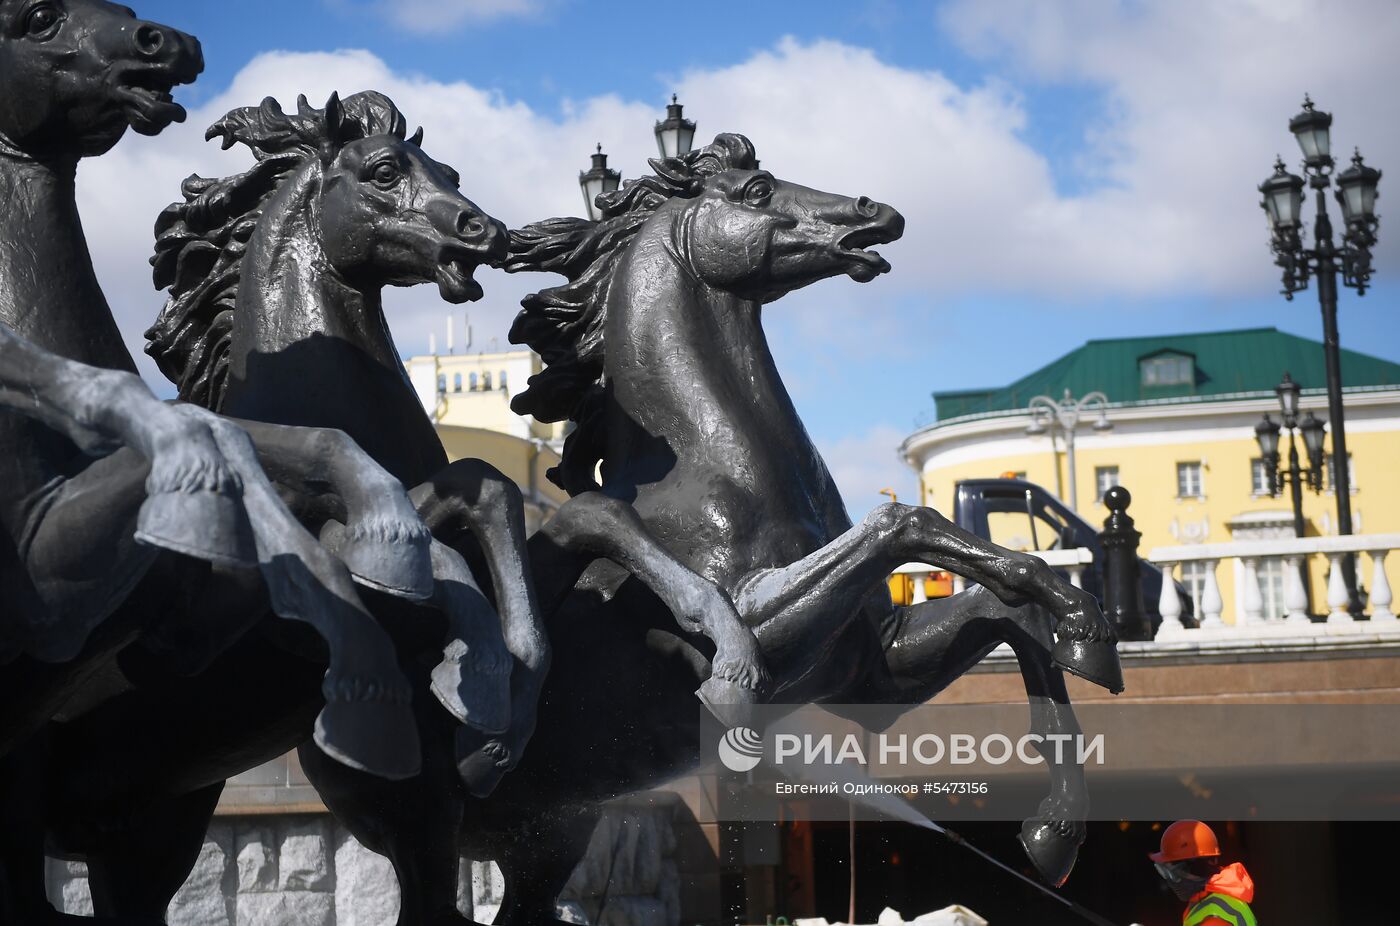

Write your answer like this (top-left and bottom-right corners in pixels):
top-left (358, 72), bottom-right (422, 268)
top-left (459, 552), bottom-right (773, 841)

top-left (888, 476), bottom-right (1193, 632)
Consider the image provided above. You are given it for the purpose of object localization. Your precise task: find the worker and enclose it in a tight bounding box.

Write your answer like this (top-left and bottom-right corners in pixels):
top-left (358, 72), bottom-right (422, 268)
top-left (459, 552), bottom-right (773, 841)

top-left (1149, 820), bottom-right (1256, 925)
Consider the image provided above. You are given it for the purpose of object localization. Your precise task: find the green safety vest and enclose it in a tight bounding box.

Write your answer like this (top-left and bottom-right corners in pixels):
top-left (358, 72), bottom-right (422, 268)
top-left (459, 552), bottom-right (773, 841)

top-left (1183, 891), bottom-right (1257, 926)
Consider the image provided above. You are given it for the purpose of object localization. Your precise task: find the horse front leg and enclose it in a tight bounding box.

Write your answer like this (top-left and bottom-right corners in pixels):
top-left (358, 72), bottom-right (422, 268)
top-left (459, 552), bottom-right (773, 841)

top-left (227, 417), bottom-right (435, 601)
top-left (878, 587), bottom-right (1089, 887)
top-left (532, 492), bottom-right (770, 708)
top-left (411, 459), bottom-right (550, 798)
top-left (170, 407), bottom-right (421, 781)
top-left (0, 326), bottom-right (255, 575)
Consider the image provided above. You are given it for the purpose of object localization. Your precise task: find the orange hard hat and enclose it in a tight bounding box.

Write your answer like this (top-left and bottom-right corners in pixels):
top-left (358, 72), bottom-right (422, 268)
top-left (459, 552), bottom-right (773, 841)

top-left (1149, 820), bottom-right (1220, 863)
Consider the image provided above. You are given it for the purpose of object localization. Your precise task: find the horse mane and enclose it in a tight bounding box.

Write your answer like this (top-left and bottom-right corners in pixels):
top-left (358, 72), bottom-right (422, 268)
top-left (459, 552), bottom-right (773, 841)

top-left (503, 133), bottom-right (758, 493)
top-left (144, 91), bottom-right (417, 408)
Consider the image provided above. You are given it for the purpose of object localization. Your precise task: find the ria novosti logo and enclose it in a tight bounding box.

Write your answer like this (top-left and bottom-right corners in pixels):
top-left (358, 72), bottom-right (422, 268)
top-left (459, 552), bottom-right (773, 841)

top-left (717, 726), bottom-right (763, 772)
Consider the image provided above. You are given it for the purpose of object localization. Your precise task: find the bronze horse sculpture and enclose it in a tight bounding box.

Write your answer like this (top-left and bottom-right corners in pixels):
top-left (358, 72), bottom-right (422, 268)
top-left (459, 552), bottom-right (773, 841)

top-left (0, 4), bottom-right (529, 922)
top-left (28, 91), bottom-right (767, 925)
top-left (295, 136), bottom-right (1123, 924)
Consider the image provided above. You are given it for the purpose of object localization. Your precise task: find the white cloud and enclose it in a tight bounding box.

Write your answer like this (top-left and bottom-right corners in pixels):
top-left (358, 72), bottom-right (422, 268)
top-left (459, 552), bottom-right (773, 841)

top-left (71, 15), bottom-right (1400, 501)
top-left (818, 425), bottom-right (919, 519)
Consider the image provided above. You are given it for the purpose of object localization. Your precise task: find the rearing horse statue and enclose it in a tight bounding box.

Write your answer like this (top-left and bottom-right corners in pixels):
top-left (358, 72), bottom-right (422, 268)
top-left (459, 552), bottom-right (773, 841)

top-left (480, 133), bottom-right (1121, 918)
top-left (289, 135), bottom-right (1126, 924)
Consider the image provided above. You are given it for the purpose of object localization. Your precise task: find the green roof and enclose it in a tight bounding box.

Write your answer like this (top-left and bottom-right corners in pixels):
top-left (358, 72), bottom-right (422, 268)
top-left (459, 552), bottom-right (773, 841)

top-left (933, 327), bottom-right (1400, 423)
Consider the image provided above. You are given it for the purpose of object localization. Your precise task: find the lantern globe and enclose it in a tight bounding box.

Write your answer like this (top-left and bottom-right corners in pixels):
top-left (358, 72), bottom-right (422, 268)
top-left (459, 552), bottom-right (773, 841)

top-left (1289, 95), bottom-right (1333, 171)
top-left (1254, 415), bottom-right (1281, 459)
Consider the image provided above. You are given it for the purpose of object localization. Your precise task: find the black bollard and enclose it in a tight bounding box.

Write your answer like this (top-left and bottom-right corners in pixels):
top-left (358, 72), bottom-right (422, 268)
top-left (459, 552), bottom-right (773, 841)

top-left (1099, 486), bottom-right (1150, 642)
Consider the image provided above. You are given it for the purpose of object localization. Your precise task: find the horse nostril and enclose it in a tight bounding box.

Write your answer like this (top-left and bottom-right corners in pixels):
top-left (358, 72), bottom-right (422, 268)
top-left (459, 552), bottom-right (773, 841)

top-left (134, 24), bottom-right (166, 57)
top-left (855, 196), bottom-right (877, 217)
top-left (461, 217), bottom-right (486, 239)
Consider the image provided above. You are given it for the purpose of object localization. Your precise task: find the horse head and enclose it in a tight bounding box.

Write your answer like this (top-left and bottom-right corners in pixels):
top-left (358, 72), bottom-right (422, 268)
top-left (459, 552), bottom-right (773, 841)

top-left (0, 0), bottom-right (202, 158)
top-left (674, 136), bottom-right (904, 304)
top-left (310, 94), bottom-right (506, 303)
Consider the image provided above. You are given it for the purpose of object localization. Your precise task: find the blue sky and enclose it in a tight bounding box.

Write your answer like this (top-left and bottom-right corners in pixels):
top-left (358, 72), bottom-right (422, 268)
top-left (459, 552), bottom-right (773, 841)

top-left (96, 1), bottom-right (1400, 514)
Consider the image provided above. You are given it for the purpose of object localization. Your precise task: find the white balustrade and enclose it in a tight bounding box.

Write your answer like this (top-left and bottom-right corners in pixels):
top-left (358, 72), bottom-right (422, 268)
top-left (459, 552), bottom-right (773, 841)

top-left (1147, 532), bottom-right (1400, 639)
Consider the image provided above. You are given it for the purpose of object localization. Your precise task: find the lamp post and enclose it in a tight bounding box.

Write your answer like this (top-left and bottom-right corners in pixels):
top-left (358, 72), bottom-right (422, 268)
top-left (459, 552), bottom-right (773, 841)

top-left (1259, 96), bottom-right (1381, 612)
top-left (578, 143), bottom-right (621, 222)
top-left (653, 94), bottom-right (697, 159)
top-left (1025, 389), bottom-right (1113, 514)
top-left (1254, 373), bottom-right (1328, 540)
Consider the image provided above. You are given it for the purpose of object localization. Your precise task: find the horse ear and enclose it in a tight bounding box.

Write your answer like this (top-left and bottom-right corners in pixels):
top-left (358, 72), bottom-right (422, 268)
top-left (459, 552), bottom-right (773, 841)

top-left (321, 92), bottom-right (346, 164)
top-left (409, 126), bottom-right (424, 147)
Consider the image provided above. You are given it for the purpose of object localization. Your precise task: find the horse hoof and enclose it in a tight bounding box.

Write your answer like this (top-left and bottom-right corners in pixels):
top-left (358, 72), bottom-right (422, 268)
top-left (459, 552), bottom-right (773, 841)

top-left (1052, 637), bottom-right (1125, 694)
top-left (1018, 816), bottom-right (1085, 887)
top-left (431, 649), bottom-right (511, 734)
top-left (136, 488), bottom-right (257, 567)
top-left (456, 732), bottom-right (513, 798)
top-left (320, 519), bottom-right (433, 601)
top-left (314, 697), bottom-right (422, 781)
top-left (696, 677), bottom-right (761, 730)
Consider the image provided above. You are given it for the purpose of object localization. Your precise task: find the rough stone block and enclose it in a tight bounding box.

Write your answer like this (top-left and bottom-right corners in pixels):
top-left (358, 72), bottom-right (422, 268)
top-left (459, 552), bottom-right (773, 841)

top-left (279, 817), bottom-right (331, 891)
top-left (168, 828), bottom-right (234, 926)
top-left (333, 831), bottom-right (399, 926)
top-left (235, 824), bottom-right (278, 893)
top-left (235, 891), bottom-right (334, 926)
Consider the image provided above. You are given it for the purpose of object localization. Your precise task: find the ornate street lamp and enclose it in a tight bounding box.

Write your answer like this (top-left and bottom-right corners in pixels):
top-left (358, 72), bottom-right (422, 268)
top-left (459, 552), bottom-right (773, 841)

top-left (1025, 389), bottom-right (1112, 513)
top-left (1255, 373), bottom-right (1328, 538)
top-left (578, 143), bottom-right (621, 222)
top-left (654, 94), bottom-right (697, 159)
top-left (1259, 96), bottom-right (1380, 613)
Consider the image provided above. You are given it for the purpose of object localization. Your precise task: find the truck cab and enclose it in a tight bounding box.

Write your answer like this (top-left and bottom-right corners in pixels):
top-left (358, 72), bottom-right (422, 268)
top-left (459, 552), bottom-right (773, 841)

top-left (889, 477), bottom-right (1192, 631)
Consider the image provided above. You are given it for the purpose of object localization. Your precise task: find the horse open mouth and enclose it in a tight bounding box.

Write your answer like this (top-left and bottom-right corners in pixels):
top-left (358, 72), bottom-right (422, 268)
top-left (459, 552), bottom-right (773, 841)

top-left (435, 257), bottom-right (485, 304)
top-left (112, 71), bottom-right (188, 136)
top-left (837, 220), bottom-right (900, 282)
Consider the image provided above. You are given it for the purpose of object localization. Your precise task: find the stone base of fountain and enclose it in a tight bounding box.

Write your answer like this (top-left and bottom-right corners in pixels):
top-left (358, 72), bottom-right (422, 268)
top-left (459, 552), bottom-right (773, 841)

top-left (792, 905), bottom-right (988, 926)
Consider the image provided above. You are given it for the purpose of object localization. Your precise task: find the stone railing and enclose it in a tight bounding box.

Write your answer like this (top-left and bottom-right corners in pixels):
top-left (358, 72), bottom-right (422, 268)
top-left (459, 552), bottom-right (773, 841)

top-left (1147, 533), bottom-right (1399, 636)
top-left (894, 548), bottom-right (1095, 603)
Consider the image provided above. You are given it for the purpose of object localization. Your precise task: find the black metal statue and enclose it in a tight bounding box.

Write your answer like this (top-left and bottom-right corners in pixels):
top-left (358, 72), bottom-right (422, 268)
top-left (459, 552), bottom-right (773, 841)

top-left (302, 135), bottom-right (1125, 924)
top-left (23, 91), bottom-right (767, 925)
top-left (0, 4), bottom-right (517, 921)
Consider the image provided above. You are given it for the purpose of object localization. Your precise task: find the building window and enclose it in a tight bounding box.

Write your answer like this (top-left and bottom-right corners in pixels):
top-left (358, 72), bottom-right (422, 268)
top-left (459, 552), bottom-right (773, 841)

top-left (453, 373), bottom-right (463, 393)
top-left (1326, 454), bottom-right (1355, 493)
top-left (1094, 466), bottom-right (1120, 501)
top-left (1180, 561), bottom-right (1210, 615)
top-left (469, 372), bottom-right (478, 391)
top-left (499, 370), bottom-right (508, 391)
top-left (1140, 354), bottom-right (1193, 387)
top-left (1250, 458), bottom-right (1274, 496)
top-left (1258, 557), bottom-right (1287, 620)
top-left (1176, 461), bottom-right (1204, 499)
top-left (482, 371), bottom-right (492, 391)
top-left (436, 374), bottom-right (446, 394)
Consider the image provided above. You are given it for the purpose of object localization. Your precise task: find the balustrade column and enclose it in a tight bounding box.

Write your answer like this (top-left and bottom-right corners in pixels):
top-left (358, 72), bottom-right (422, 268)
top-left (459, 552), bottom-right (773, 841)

top-left (1067, 565), bottom-right (1085, 589)
top-left (1199, 560), bottom-right (1224, 629)
top-left (1327, 553), bottom-right (1355, 623)
top-left (911, 573), bottom-right (928, 605)
top-left (1239, 557), bottom-right (1265, 625)
top-left (1371, 550), bottom-right (1394, 621)
top-left (1156, 562), bottom-right (1184, 636)
top-left (1283, 555), bottom-right (1311, 623)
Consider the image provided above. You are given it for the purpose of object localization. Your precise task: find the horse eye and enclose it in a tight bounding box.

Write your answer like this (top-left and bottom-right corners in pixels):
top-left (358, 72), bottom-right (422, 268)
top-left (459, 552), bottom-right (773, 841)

top-left (25, 5), bottom-right (60, 35)
top-left (743, 179), bottom-right (773, 205)
top-left (371, 162), bottom-right (400, 188)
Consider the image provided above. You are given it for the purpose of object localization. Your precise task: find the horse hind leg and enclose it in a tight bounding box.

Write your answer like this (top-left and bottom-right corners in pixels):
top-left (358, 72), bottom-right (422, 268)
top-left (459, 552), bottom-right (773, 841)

top-left (878, 587), bottom-right (1089, 887)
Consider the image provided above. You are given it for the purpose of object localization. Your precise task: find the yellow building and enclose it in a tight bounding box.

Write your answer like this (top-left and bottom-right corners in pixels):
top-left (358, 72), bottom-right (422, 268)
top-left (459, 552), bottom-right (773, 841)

top-left (900, 327), bottom-right (1400, 622)
top-left (404, 344), bottom-right (570, 532)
